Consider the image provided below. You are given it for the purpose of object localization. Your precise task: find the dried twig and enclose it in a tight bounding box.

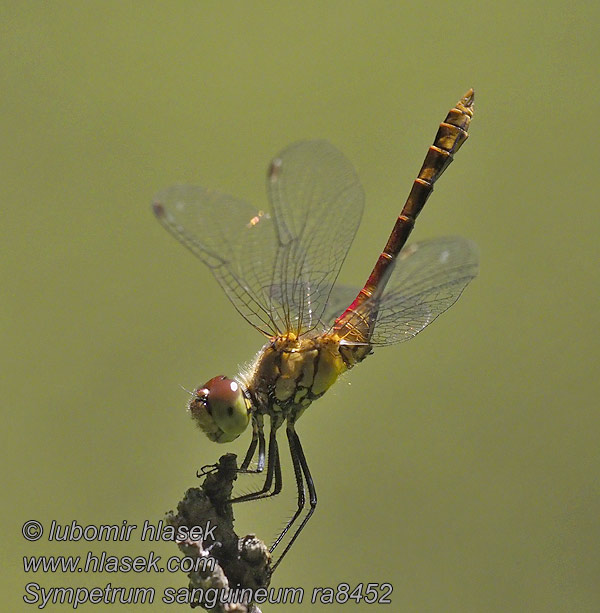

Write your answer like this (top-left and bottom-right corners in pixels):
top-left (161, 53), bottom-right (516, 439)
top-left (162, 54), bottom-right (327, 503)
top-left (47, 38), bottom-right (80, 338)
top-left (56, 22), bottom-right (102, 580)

top-left (166, 454), bottom-right (271, 612)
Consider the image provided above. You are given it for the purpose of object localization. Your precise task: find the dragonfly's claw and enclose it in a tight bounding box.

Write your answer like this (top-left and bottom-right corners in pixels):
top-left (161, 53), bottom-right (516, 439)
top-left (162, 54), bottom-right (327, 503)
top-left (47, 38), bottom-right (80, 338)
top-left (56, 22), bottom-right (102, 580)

top-left (236, 465), bottom-right (265, 475)
top-left (196, 463), bottom-right (219, 478)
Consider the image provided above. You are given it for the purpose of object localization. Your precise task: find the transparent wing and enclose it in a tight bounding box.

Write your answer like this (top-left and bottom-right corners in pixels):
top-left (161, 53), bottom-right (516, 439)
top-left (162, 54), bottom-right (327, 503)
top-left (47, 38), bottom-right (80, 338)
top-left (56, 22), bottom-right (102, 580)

top-left (153, 186), bottom-right (280, 335)
top-left (322, 237), bottom-right (478, 345)
top-left (152, 140), bottom-right (364, 337)
top-left (319, 284), bottom-right (360, 326)
top-left (266, 140), bottom-right (364, 334)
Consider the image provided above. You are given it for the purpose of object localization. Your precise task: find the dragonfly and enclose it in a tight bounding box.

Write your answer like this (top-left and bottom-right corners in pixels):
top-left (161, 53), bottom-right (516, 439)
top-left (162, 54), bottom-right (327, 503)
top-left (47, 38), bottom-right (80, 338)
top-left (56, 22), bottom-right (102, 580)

top-left (153, 89), bottom-right (477, 572)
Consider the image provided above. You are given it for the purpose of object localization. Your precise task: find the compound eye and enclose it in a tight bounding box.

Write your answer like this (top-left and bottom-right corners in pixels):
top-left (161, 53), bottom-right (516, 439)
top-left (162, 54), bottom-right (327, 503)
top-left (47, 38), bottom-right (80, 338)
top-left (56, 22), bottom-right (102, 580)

top-left (189, 376), bottom-right (250, 443)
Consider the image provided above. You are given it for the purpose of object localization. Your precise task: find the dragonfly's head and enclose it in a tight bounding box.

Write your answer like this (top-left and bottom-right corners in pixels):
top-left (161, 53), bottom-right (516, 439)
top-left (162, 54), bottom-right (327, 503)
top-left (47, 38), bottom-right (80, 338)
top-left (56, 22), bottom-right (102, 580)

top-left (188, 376), bottom-right (251, 443)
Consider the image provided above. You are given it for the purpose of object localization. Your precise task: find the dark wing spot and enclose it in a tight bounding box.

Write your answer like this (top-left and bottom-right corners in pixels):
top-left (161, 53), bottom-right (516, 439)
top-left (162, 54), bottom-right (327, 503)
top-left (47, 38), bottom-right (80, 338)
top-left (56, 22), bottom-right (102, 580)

top-left (268, 158), bottom-right (282, 182)
top-left (152, 202), bottom-right (165, 218)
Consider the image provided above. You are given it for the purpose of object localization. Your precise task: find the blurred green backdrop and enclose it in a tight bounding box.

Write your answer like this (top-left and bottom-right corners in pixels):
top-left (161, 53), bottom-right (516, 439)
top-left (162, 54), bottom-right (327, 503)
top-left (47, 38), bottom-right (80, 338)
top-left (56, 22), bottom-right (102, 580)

top-left (3, 1), bottom-right (599, 611)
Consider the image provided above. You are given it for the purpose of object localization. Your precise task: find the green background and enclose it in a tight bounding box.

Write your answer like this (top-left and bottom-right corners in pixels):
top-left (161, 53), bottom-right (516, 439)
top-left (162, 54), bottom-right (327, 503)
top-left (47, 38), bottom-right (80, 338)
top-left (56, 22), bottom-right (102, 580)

top-left (3, 1), bottom-right (599, 611)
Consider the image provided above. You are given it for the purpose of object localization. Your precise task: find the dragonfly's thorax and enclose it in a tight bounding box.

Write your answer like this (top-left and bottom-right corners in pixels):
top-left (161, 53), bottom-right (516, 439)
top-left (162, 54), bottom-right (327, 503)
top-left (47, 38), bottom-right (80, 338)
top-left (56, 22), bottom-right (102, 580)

top-left (243, 333), bottom-right (350, 422)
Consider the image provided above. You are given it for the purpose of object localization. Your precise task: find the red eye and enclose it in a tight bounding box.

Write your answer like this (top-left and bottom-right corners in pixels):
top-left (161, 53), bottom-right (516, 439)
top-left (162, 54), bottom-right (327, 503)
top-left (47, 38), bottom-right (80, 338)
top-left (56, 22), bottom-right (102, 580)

top-left (189, 375), bottom-right (250, 443)
top-left (203, 376), bottom-right (241, 407)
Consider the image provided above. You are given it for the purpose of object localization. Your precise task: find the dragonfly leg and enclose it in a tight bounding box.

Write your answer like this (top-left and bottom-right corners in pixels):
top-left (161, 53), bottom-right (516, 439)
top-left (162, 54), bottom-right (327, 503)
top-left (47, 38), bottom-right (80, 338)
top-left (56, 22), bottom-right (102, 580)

top-left (239, 414), bottom-right (266, 473)
top-left (230, 415), bottom-right (283, 504)
top-left (197, 415), bottom-right (265, 479)
top-left (195, 463), bottom-right (218, 478)
top-left (269, 424), bottom-right (306, 551)
top-left (270, 424), bottom-right (317, 571)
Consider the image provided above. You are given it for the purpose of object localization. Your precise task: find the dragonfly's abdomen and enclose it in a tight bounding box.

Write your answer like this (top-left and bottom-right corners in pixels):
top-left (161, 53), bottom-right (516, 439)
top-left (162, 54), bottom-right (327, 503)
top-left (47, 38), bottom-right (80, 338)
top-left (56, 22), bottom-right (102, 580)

top-left (246, 335), bottom-right (347, 421)
top-left (334, 90), bottom-right (475, 344)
